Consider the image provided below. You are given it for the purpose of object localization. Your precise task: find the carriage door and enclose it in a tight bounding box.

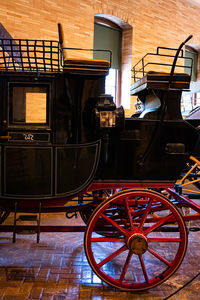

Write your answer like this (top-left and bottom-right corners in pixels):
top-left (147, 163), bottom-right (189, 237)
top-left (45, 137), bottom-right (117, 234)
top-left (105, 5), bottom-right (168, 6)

top-left (1, 80), bottom-right (53, 198)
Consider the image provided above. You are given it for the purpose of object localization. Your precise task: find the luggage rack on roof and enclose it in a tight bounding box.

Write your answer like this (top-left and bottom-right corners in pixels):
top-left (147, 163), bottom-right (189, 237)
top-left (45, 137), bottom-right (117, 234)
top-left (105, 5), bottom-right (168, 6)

top-left (0, 38), bottom-right (60, 72)
top-left (131, 46), bottom-right (193, 94)
top-left (0, 38), bottom-right (112, 75)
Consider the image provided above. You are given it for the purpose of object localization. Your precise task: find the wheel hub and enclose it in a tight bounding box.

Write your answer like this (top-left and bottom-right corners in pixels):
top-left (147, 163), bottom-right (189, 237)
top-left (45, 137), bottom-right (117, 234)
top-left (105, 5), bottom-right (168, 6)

top-left (126, 233), bottom-right (148, 255)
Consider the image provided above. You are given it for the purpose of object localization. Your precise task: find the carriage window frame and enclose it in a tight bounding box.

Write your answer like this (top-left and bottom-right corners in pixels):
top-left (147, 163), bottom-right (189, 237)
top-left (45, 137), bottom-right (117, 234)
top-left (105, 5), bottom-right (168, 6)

top-left (8, 82), bottom-right (50, 128)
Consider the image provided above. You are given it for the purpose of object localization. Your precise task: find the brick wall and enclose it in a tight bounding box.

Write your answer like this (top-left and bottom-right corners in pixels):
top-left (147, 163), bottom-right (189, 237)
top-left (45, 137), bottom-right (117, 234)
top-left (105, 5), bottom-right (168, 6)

top-left (0, 0), bottom-right (200, 116)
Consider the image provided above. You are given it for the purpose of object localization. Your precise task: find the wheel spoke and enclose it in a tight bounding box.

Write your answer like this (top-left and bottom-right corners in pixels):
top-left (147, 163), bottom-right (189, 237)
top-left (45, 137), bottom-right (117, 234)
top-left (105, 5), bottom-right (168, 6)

top-left (181, 177), bottom-right (200, 187)
top-left (148, 237), bottom-right (181, 242)
top-left (124, 198), bottom-right (134, 230)
top-left (119, 250), bottom-right (133, 282)
top-left (139, 199), bottom-right (153, 230)
top-left (148, 247), bottom-right (172, 267)
top-left (139, 255), bottom-right (149, 283)
top-left (100, 213), bottom-right (128, 235)
top-left (103, 190), bottom-right (110, 197)
top-left (144, 214), bottom-right (173, 235)
top-left (97, 245), bottom-right (127, 268)
top-left (179, 162), bottom-right (197, 184)
top-left (91, 237), bottom-right (125, 242)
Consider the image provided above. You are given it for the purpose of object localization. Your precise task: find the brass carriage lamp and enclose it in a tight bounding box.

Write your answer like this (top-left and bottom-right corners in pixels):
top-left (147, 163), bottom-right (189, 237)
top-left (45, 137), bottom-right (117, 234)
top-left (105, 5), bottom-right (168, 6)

top-left (99, 110), bottom-right (116, 128)
top-left (94, 94), bottom-right (124, 164)
top-left (94, 94), bottom-right (124, 129)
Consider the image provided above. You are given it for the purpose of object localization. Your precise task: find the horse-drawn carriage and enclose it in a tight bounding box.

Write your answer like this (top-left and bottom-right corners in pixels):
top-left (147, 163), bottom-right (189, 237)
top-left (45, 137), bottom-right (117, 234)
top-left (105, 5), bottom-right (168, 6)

top-left (0, 26), bottom-right (200, 291)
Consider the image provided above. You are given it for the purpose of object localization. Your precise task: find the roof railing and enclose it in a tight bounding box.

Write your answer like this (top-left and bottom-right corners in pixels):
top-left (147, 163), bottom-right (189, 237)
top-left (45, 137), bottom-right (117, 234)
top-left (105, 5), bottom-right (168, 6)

top-left (132, 46), bottom-right (193, 82)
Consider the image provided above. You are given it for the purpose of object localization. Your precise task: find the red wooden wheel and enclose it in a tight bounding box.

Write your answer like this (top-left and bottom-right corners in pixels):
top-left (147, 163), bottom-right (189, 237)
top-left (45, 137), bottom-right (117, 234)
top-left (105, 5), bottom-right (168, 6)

top-left (84, 189), bottom-right (187, 291)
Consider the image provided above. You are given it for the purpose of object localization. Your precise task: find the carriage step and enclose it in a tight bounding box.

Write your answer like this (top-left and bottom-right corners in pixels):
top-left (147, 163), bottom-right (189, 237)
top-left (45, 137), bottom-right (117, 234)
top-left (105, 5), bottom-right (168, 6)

top-left (13, 202), bottom-right (41, 243)
top-left (15, 229), bottom-right (38, 235)
top-left (16, 215), bottom-right (39, 235)
top-left (17, 215), bottom-right (38, 222)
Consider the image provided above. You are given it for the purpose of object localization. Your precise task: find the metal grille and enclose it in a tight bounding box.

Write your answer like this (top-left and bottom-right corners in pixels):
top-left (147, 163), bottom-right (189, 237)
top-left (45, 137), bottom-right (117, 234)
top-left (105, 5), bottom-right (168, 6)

top-left (0, 39), bottom-right (60, 72)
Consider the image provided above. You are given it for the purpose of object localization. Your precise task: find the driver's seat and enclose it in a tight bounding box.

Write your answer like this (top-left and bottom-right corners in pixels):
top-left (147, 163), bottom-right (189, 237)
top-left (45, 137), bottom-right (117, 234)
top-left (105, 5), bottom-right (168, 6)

top-left (58, 23), bottom-right (110, 74)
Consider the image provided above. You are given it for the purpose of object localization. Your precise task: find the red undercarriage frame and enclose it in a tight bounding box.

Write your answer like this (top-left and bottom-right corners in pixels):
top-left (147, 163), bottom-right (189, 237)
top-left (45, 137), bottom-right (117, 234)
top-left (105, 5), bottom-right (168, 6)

top-left (89, 181), bottom-right (200, 214)
top-left (0, 182), bottom-right (200, 232)
top-left (0, 181), bottom-right (199, 231)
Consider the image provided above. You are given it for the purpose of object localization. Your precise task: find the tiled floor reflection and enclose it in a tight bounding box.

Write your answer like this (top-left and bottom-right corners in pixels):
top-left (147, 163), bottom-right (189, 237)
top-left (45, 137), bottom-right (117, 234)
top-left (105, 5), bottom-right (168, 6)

top-left (0, 211), bottom-right (199, 299)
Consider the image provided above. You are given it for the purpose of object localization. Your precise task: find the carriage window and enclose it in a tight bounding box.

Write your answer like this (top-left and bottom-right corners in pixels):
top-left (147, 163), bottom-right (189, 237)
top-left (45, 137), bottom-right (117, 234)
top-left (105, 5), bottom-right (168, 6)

top-left (9, 85), bottom-right (48, 125)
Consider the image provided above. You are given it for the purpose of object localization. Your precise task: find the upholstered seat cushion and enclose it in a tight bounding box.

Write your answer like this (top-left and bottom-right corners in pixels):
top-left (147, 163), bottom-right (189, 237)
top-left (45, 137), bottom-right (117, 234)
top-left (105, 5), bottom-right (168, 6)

top-left (145, 71), bottom-right (190, 81)
top-left (130, 71), bottom-right (191, 95)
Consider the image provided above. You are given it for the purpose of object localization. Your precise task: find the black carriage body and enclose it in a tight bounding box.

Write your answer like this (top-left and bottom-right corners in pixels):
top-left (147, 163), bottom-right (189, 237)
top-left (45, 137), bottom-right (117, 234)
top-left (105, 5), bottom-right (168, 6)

top-left (0, 38), bottom-right (199, 202)
top-left (95, 118), bottom-right (198, 182)
top-left (0, 71), bottom-right (103, 201)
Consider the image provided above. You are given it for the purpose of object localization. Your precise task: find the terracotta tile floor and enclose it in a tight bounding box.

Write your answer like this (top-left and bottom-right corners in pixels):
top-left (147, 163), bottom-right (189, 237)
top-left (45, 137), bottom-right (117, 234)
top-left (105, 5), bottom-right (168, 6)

top-left (0, 211), bottom-right (200, 300)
